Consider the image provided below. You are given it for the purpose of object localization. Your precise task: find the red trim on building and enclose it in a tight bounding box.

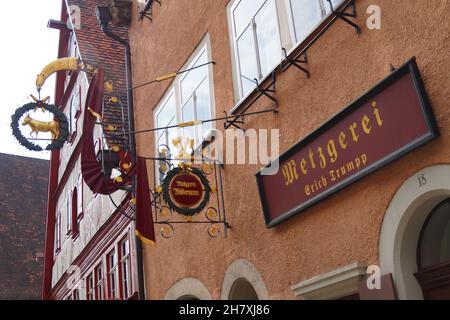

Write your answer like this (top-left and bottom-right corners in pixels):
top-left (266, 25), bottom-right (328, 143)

top-left (42, 0), bottom-right (71, 300)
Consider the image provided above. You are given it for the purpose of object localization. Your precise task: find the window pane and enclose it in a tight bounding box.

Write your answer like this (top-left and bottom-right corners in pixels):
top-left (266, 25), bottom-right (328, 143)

top-left (109, 252), bottom-right (117, 267)
top-left (167, 120), bottom-right (178, 152)
top-left (180, 50), bottom-right (208, 104)
top-left (156, 94), bottom-right (176, 128)
top-left (122, 261), bottom-right (130, 299)
top-left (237, 25), bottom-right (259, 96)
top-left (182, 97), bottom-right (196, 142)
top-left (110, 272), bottom-right (117, 299)
top-left (233, 0), bottom-right (265, 36)
top-left (325, 0), bottom-right (344, 14)
top-left (290, 0), bottom-right (324, 43)
top-left (255, 0), bottom-right (282, 76)
top-left (195, 78), bottom-right (212, 138)
top-left (70, 91), bottom-right (79, 133)
top-left (121, 239), bottom-right (130, 256)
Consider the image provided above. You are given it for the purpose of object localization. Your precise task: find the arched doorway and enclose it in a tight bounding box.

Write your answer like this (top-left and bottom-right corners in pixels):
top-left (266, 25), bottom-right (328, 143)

top-left (177, 295), bottom-right (200, 300)
top-left (414, 199), bottom-right (450, 299)
top-left (379, 165), bottom-right (450, 299)
top-left (164, 278), bottom-right (212, 300)
top-left (221, 258), bottom-right (270, 300)
top-left (228, 278), bottom-right (259, 300)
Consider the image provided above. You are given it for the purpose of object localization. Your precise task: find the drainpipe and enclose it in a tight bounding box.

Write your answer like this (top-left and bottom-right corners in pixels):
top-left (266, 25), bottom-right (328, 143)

top-left (98, 11), bottom-right (146, 301)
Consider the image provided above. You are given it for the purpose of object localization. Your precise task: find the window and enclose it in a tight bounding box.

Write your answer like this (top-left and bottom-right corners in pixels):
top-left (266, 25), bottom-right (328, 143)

top-left (94, 264), bottom-right (105, 300)
top-left (73, 289), bottom-right (80, 300)
top-left (286, 0), bottom-right (343, 44)
top-left (286, 0), bottom-right (325, 43)
top-left (68, 86), bottom-right (81, 141)
top-left (86, 273), bottom-right (94, 300)
top-left (66, 191), bottom-right (72, 235)
top-left (107, 250), bottom-right (119, 300)
top-left (71, 187), bottom-right (78, 238)
top-left (74, 173), bottom-right (84, 238)
top-left (179, 46), bottom-right (213, 142)
top-left (154, 37), bottom-right (215, 181)
top-left (55, 211), bottom-right (61, 254)
top-left (229, 0), bottom-right (282, 98)
top-left (76, 173), bottom-right (83, 216)
top-left (227, 0), bottom-right (344, 101)
top-left (68, 32), bottom-right (78, 58)
top-left (119, 236), bottom-right (132, 299)
top-left (155, 91), bottom-right (177, 159)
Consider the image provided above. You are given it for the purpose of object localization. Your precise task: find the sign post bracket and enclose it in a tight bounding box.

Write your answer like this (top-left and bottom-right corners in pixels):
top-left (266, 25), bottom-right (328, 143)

top-left (326, 0), bottom-right (361, 34)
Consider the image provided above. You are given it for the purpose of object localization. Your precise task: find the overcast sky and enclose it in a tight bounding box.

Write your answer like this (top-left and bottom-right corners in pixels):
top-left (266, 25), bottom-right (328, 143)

top-left (0, 1), bottom-right (61, 160)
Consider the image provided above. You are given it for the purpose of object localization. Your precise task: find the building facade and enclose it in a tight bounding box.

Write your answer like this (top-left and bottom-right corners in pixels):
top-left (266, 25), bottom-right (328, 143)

top-left (42, 0), bottom-right (141, 300)
top-left (0, 153), bottom-right (48, 300)
top-left (127, 0), bottom-right (450, 300)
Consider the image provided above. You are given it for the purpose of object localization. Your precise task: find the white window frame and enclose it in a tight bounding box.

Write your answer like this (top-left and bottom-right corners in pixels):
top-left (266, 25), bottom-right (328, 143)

top-left (227, 0), bottom-right (345, 107)
top-left (107, 249), bottom-right (119, 300)
top-left (153, 35), bottom-right (216, 180)
top-left (119, 236), bottom-right (132, 299)
top-left (284, 0), bottom-right (345, 49)
top-left (66, 190), bottom-right (72, 236)
top-left (76, 172), bottom-right (84, 218)
top-left (227, 0), bottom-right (283, 103)
top-left (55, 211), bottom-right (61, 255)
top-left (95, 263), bottom-right (104, 300)
top-left (86, 273), bottom-right (95, 300)
top-left (154, 89), bottom-right (177, 154)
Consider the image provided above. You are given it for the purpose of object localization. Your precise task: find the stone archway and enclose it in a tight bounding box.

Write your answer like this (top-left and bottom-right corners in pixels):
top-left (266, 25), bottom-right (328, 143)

top-left (164, 278), bottom-right (212, 300)
top-left (221, 258), bottom-right (270, 300)
top-left (379, 165), bottom-right (450, 299)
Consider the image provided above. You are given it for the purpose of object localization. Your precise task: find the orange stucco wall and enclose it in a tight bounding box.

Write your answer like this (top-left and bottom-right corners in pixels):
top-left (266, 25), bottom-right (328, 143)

top-left (128, 0), bottom-right (450, 299)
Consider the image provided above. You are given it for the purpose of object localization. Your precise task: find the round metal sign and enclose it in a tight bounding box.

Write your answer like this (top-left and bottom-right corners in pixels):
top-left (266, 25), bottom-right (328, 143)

top-left (162, 167), bottom-right (211, 216)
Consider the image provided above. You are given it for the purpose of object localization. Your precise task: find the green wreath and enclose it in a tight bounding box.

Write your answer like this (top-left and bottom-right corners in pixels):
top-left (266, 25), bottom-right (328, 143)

top-left (161, 166), bottom-right (212, 217)
top-left (11, 102), bottom-right (69, 151)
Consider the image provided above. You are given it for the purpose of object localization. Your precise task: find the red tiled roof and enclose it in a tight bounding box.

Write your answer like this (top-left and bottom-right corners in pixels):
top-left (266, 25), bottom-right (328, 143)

top-left (67, 0), bottom-right (130, 146)
top-left (0, 153), bottom-right (49, 299)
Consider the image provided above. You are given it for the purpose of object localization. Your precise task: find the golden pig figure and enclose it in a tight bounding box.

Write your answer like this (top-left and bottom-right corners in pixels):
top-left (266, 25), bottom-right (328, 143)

top-left (22, 115), bottom-right (60, 140)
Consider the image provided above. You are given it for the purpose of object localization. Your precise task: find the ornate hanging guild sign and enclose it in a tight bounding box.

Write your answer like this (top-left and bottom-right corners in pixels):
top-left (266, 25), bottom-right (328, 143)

top-left (11, 96), bottom-right (70, 152)
top-left (162, 166), bottom-right (211, 217)
top-left (169, 172), bottom-right (204, 208)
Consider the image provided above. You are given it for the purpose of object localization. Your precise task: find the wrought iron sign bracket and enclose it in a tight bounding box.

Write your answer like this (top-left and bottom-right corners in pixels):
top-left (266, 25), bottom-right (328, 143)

top-left (327, 0), bottom-right (361, 34)
top-left (281, 48), bottom-right (310, 77)
top-left (256, 71), bottom-right (278, 105)
top-left (138, 0), bottom-right (161, 22)
top-left (225, 71), bottom-right (278, 130)
top-left (223, 111), bottom-right (245, 130)
top-left (151, 160), bottom-right (231, 239)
